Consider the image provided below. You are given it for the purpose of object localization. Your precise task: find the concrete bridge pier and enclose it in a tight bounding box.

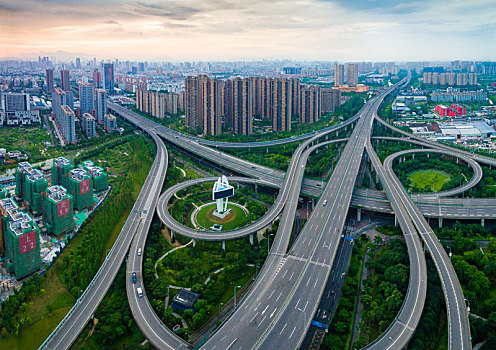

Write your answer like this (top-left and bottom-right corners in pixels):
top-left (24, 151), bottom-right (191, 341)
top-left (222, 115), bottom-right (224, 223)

top-left (357, 208), bottom-right (362, 222)
top-left (394, 215), bottom-right (398, 226)
top-left (250, 234), bottom-right (254, 245)
top-left (222, 240), bottom-right (226, 250)
top-left (481, 219), bottom-right (485, 227)
top-left (439, 217), bottom-right (443, 228)
top-left (170, 230), bottom-right (174, 240)
top-left (193, 239), bottom-right (196, 247)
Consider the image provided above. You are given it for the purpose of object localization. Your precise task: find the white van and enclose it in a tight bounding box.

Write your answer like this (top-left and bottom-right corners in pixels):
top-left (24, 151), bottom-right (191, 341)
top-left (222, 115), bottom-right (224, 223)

top-left (137, 287), bottom-right (143, 298)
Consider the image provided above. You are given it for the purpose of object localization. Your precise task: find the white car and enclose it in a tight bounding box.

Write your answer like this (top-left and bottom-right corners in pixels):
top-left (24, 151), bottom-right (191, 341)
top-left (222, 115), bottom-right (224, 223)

top-left (323, 200), bottom-right (328, 206)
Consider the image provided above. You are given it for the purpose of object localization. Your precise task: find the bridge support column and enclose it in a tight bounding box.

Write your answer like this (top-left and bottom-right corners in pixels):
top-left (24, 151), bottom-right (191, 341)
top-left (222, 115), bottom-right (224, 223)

top-left (394, 215), bottom-right (398, 226)
top-left (481, 219), bottom-right (485, 227)
top-left (193, 239), bottom-right (196, 247)
top-left (250, 234), bottom-right (254, 245)
top-left (170, 230), bottom-right (174, 240)
top-left (412, 154), bottom-right (415, 160)
top-left (222, 240), bottom-right (226, 250)
top-left (439, 218), bottom-right (443, 228)
top-left (255, 184), bottom-right (258, 193)
top-left (357, 208), bottom-right (362, 222)
top-left (312, 198), bottom-right (315, 207)
top-left (456, 158), bottom-right (459, 164)
top-left (427, 153), bottom-right (430, 158)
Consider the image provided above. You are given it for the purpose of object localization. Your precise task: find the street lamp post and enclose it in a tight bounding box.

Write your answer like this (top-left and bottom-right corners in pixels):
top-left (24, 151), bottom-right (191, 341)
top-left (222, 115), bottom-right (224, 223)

top-left (447, 246), bottom-right (452, 260)
top-left (267, 233), bottom-right (274, 254)
top-left (464, 298), bottom-right (471, 314)
top-left (218, 302), bottom-right (224, 317)
top-left (234, 285), bottom-right (241, 309)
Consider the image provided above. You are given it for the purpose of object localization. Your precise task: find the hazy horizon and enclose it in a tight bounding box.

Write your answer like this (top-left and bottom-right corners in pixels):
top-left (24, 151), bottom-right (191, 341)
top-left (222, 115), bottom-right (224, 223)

top-left (1, 0), bottom-right (495, 61)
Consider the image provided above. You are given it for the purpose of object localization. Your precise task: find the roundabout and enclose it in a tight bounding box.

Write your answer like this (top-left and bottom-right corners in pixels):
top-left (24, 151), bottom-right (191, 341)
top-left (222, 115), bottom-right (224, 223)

top-left (192, 202), bottom-right (249, 231)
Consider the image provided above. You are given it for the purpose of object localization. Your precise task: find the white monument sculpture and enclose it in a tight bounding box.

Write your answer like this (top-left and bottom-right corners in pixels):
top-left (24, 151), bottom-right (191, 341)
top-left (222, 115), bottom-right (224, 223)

top-left (212, 175), bottom-right (234, 219)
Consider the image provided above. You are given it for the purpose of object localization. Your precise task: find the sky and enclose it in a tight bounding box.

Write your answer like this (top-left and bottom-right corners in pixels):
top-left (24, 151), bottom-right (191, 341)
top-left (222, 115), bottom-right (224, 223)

top-left (0, 0), bottom-right (495, 61)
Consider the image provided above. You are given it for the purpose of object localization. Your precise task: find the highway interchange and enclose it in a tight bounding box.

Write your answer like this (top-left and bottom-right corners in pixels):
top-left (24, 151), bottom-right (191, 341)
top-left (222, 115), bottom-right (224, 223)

top-left (41, 77), bottom-right (483, 349)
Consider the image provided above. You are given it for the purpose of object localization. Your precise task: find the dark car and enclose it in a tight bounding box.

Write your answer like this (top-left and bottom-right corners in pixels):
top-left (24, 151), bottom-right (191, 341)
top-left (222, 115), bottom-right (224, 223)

top-left (132, 272), bottom-right (137, 283)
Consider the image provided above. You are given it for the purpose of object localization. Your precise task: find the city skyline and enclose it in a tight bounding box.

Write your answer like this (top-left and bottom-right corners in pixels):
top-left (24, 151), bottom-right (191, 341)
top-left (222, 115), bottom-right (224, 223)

top-left (1, 0), bottom-right (495, 61)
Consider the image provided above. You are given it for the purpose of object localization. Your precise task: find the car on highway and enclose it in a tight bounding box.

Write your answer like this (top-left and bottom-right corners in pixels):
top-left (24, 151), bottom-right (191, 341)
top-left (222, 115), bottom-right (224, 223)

top-left (137, 248), bottom-right (142, 256)
top-left (137, 287), bottom-right (143, 298)
top-left (323, 200), bottom-right (328, 206)
top-left (132, 272), bottom-right (137, 283)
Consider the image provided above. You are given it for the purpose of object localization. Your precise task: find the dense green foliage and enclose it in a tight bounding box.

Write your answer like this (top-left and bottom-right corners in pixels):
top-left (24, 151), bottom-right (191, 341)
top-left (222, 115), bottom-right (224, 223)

top-left (472, 166), bottom-right (496, 198)
top-left (393, 153), bottom-right (471, 193)
top-left (321, 235), bottom-right (369, 349)
top-left (435, 223), bottom-right (496, 349)
top-left (408, 258), bottom-right (448, 350)
top-left (73, 266), bottom-right (146, 349)
top-left (59, 137), bottom-right (155, 298)
top-left (144, 218), bottom-right (275, 341)
top-left (357, 240), bottom-right (409, 344)
top-left (0, 275), bottom-right (43, 336)
top-left (306, 143), bottom-right (343, 179)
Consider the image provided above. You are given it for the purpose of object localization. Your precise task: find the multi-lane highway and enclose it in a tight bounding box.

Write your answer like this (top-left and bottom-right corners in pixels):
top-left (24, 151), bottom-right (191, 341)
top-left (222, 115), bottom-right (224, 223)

top-left (40, 132), bottom-right (168, 350)
top-left (199, 83), bottom-right (402, 350)
top-left (42, 74), bottom-right (477, 350)
top-left (156, 140), bottom-right (346, 241)
top-left (383, 147), bottom-right (472, 350)
top-left (363, 139), bottom-right (427, 350)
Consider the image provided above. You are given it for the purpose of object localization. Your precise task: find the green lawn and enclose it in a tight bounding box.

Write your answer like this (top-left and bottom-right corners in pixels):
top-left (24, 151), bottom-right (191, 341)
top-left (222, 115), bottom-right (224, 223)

top-left (195, 202), bottom-right (249, 231)
top-left (408, 169), bottom-right (452, 192)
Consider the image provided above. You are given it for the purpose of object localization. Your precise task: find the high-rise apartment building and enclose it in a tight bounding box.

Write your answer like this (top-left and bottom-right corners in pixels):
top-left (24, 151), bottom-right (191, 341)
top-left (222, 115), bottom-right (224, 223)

top-left (334, 64), bottom-right (345, 86)
top-left (232, 78), bottom-right (253, 135)
top-left (457, 73), bottom-right (468, 86)
top-left (184, 76), bottom-right (224, 136)
top-left (102, 63), bottom-right (114, 94)
top-left (82, 113), bottom-right (96, 138)
top-left (60, 69), bottom-right (70, 92)
top-left (75, 57), bottom-right (81, 70)
top-left (321, 88), bottom-right (341, 113)
top-left (95, 89), bottom-right (107, 123)
top-left (0, 198), bottom-right (41, 279)
top-left (136, 89), bottom-right (181, 118)
top-left (104, 114), bottom-right (117, 131)
top-left (346, 64), bottom-right (358, 87)
top-left (272, 78), bottom-right (292, 132)
top-left (185, 76), bottom-right (203, 131)
top-left (290, 78), bottom-right (301, 116)
top-left (202, 77), bottom-right (223, 136)
top-left (468, 73), bottom-right (478, 86)
top-left (300, 85), bottom-right (320, 124)
top-left (78, 83), bottom-right (95, 115)
top-left (60, 105), bottom-right (76, 143)
top-left (46, 68), bottom-right (54, 93)
top-left (52, 88), bottom-right (74, 120)
top-left (93, 68), bottom-right (102, 88)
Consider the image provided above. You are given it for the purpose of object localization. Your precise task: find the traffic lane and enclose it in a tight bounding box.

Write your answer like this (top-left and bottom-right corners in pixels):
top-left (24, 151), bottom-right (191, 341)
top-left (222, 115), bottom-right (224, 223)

top-left (46, 143), bottom-right (164, 349)
top-left (383, 154), bottom-right (471, 350)
top-left (364, 141), bottom-right (427, 350)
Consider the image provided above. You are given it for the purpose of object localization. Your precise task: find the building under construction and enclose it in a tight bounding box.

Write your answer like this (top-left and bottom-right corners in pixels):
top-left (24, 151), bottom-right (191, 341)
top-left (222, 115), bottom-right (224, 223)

top-left (52, 157), bottom-right (73, 186)
top-left (44, 186), bottom-right (75, 236)
top-left (15, 162), bottom-right (48, 214)
top-left (0, 188), bottom-right (7, 199)
top-left (65, 168), bottom-right (94, 211)
top-left (81, 160), bottom-right (108, 192)
top-left (0, 198), bottom-right (42, 279)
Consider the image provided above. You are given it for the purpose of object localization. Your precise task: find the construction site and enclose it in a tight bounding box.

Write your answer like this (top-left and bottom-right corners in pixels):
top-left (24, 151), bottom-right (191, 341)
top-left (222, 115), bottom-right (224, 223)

top-left (0, 156), bottom-right (109, 297)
